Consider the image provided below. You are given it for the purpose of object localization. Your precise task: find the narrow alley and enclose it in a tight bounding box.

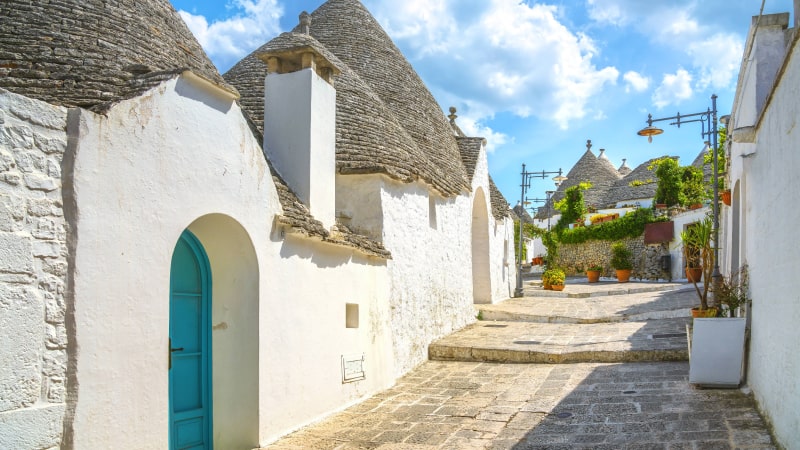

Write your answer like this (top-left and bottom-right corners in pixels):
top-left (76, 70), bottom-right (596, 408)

top-left (263, 279), bottom-right (775, 449)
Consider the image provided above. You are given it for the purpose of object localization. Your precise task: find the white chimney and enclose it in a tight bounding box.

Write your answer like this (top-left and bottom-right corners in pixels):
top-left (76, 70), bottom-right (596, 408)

top-left (259, 16), bottom-right (340, 229)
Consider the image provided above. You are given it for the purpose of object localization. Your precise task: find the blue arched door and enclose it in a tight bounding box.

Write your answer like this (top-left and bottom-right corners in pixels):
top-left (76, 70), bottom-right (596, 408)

top-left (169, 230), bottom-right (212, 449)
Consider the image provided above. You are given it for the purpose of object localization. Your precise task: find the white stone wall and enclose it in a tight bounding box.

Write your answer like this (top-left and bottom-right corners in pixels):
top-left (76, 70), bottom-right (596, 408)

top-left (380, 179), bottom-right (475, 376)
top-left (0, 89), bottom-right (68, 450)
top-left (728, 25), bottom-right (800, 447)
top-left (470, 144), bottom-right (515, 302)
top-left (66, 75), bottom-right (393, 449)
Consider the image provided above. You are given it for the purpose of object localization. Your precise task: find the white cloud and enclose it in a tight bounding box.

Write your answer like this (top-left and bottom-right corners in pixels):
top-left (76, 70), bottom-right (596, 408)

top-left (586, 0), bottom-right (629, 26)
top-left (456, 116), bottom-right (510, 154)
top-left (623, 71), bottom-right (650, 93)
top-left (652, 69), bottom-right (693, 109)
top-left (177, 0), bottom-right (283, 72)
top-left (368, 0), bottom-right (619, 130)
top-left (687, 33), bottom-right (744, 90)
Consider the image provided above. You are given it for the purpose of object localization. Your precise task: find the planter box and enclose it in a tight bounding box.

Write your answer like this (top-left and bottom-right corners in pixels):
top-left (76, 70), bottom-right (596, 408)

top-left (688, 318), bottom-right (746, 387)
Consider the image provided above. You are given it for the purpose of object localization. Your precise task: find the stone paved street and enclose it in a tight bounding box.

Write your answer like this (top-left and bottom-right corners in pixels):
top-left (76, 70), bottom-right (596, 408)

top-left (262, 280), bottom-right (776, 449)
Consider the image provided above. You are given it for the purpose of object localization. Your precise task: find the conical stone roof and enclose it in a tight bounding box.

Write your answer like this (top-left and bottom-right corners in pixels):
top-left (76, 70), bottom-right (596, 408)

top-left (605, 157), bottom-right (665, 206)
top-left (0, 0), bottom-right (233, 109)
top-left (296, 0), bottom-right (471, 197)
top-left (552, 144), bottom-right (622, 210)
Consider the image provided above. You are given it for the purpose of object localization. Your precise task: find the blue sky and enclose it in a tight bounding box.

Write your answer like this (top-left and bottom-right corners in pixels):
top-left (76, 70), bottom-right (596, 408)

top-left (170, 0), bottom-right (794, 208)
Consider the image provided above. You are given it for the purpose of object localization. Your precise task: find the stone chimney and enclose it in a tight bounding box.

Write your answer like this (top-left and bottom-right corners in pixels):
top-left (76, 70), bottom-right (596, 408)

top-left (258, 13), bottom-right (341, 229)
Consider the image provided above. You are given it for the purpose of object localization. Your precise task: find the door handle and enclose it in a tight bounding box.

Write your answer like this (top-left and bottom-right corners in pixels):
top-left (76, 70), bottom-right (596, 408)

top-left (168, 338), bottom-right (184, 370)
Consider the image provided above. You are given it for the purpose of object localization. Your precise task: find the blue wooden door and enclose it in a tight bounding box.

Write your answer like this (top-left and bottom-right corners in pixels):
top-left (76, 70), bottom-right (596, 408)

top-left (169, 230), bottom-right (212, 449)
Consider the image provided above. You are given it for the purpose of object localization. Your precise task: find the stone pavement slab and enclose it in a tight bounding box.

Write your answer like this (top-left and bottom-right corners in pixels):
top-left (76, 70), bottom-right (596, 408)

top-left (479, 285), bottom-right (700, 324)
top-left (261, 361), bottom-right (775, 449)
top-left (429, 318), bottom-right (690, 363)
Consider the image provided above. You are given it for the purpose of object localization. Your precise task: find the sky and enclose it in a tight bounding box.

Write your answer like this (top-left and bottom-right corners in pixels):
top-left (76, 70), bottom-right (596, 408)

top-left (169, 0), bottom-right (794, 209)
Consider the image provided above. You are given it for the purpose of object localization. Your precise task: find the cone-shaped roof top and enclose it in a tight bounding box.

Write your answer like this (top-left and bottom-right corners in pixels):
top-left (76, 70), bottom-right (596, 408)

top-left (0, 0), bottom-right (233, 110)
top-left (604, 157), bottom-right (669, 206)
top-left (618, 159), bottom-right (632, 177)
top-left (552, 142), bottom-right (622, 210)
top-left (298, 0), bottom-right (470, 196)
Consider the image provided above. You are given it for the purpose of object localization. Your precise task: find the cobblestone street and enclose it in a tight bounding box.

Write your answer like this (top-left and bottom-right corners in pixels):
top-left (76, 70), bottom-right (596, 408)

top-left (263, 281), bottom-right (776, 449)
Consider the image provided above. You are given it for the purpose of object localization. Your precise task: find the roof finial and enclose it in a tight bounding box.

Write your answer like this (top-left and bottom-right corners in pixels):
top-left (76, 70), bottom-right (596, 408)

top-left (299, 11), bottom-right (311, 35)
top-left (448, 106), bottom-right (457, 124)
top-left (586, 139), bottom-right (592, 152)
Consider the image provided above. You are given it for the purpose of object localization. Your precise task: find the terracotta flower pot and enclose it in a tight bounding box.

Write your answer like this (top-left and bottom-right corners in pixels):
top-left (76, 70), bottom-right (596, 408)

top-left (550, 284), bottom-right (565, 291)
top-left (543, 282), bottom-right (551, 290)
top-left (721, 190), bottom-right (732, 206)
top-left (615, 269), bottom-right (632, 283)
top-left (586, 270), bottom-right (601, 283)
top-left (691, 307), bottom-right (718, 318)
top-left (686, 267), bottom-right (703, 283)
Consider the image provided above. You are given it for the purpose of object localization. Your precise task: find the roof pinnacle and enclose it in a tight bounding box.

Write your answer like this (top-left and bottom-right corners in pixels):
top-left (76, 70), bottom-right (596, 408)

top-left (448, 106), bottom-right (458, 124)
top-left (299, 11), bottom-right (311, 35)
top-left (586, 139), bottom-right (592, 152)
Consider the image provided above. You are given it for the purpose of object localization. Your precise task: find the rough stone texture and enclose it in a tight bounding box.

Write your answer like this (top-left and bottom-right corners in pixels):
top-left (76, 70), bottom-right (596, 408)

top-left (0, 404), bottom-right (66, 450)
top-left (557, 236), bottom-right (672, 281)
top-left (0, 89), bottom-right (68, 446)
top-left (550, 147), bottom-right (622, 213)
top-left (605, 157), bottom-right (664, 207)
top-left (260, 361), bottom-right (775, 450)
top-left (225, 8), bottom-right (472, 199)
top-left (0, 0), bottom-right (234, 110)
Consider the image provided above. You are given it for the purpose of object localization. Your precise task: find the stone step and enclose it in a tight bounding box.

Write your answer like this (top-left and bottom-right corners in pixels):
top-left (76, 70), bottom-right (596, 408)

top-left (478, 285), bottom-right (699, 324)
top-left (429, 318), bottom-right (690, 364)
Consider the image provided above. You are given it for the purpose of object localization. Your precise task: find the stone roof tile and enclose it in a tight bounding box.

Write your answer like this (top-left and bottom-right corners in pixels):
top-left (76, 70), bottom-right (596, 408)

top-left (489, 178), bottom-right (512, 220)
top-left (551, 146), bottom-right (622, 210)
top-left (296, 0), bottom-right (470, 197)
top-left (0, 0), bottom-right (235, 109)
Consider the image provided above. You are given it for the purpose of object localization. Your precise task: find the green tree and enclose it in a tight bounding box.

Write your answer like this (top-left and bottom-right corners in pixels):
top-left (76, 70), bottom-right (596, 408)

top-left (681, 165), bottom-right (705, 206)
top-left (703, 125), bottom-right (727, 192)
top-left (649, 158), bottom-right (683, 206)
top-left (554, 182), bottom-right (591, 230)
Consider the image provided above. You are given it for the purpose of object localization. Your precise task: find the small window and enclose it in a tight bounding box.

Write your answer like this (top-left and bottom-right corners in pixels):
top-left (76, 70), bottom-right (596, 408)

top-left (346, 303), bottom-right (359, 328)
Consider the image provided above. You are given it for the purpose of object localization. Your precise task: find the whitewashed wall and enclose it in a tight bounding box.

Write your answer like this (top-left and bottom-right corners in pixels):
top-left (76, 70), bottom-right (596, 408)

top-left (470, 143), bottom-right (515, 302)
top-left (380, 179), bottom-right (475, 376)
top-left (0, 89), bottom-right (68, 450)
top-left (727, 15), bottom-right (800, 446)
top-left (668, 207), bottom-right (709, 281)
top-left (68, 75), bottom-right (392, 449)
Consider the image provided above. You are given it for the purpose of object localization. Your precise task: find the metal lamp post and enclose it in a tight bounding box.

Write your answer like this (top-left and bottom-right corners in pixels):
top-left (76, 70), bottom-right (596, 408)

top-left (637, 94), bottom-right (722, 285)
top-left (514, 164), bottom-right (565, 297)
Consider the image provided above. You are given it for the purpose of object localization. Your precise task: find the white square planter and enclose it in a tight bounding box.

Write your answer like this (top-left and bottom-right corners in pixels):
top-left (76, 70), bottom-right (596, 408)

top-left (688, 318), bottom-right (746, 387)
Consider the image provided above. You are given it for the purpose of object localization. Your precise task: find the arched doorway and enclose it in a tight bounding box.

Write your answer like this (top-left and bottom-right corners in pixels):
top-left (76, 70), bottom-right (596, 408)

top-left (472, 188), bottom-right (492, 304)
top-left (187, 214), bottom-right (259, 449)
top-left (169, 230), bottom-right (213, 449)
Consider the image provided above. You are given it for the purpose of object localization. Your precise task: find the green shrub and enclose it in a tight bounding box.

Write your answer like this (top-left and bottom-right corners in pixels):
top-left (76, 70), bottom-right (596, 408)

top-left (542, 267), bottom-right (566, 285)
top-left (558, 208), bottom-right (662, 244)
top-left (610, 242), bottom-right (633, 270)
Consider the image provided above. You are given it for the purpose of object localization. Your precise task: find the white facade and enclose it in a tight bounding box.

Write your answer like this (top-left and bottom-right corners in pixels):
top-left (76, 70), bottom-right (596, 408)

top-left (725, 11), bottom-right (800, 447)
top-left (20, 75), bottom-right (396, 448)
top-left (1, 63), bottom-right (514, 447)
top-left (336, 159), bottom-right (516, 377)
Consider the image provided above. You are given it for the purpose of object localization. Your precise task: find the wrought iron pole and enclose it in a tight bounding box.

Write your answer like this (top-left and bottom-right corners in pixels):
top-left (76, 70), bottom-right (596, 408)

top-left (710, 94), bottom-right (721, 286)
top-left (515, 164), bottom-right (527, 297)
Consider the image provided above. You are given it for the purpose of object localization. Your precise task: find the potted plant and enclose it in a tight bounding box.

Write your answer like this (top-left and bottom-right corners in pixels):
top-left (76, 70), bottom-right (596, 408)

top-left (720, 189), bottom-right (732, 206)
top-left (586, 263), bottom-right (603, 283)
top-left (610, 242), bottom-right (633, 282)
top-left (542, 267), bottom-right (565, 291)
top-left (681, 217), bottom-right (714, 317)
top-left (681, 226), bottom-right (703, 284)
top-left (688, 266), bottom-right (749, 387)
